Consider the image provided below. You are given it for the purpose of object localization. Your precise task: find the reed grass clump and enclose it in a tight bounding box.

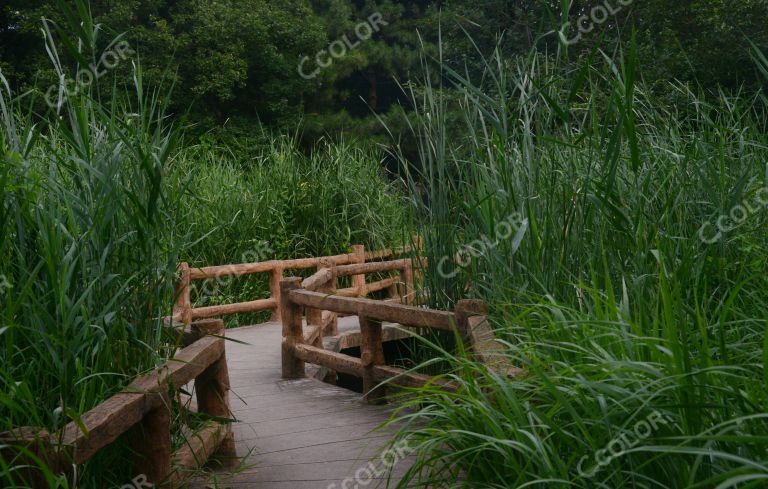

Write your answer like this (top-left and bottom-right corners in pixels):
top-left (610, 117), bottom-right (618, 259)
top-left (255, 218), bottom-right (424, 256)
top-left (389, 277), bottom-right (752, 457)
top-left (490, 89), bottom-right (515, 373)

top-left (387, 38), bottom-right (768, 489)
top-left (0, 2), bottom-right (407, 484)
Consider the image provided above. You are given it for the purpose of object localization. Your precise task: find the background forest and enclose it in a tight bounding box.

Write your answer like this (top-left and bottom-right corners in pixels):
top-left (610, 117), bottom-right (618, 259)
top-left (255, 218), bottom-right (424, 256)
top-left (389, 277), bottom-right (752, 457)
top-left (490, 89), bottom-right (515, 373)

top-left (2, 0), bottom-right (768, 144)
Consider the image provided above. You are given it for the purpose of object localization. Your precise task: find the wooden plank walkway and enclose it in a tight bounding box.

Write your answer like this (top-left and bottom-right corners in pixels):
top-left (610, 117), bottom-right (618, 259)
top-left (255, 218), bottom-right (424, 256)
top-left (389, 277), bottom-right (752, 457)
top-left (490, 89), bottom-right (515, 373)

top-left (189, 317), bottom-right (410, 488)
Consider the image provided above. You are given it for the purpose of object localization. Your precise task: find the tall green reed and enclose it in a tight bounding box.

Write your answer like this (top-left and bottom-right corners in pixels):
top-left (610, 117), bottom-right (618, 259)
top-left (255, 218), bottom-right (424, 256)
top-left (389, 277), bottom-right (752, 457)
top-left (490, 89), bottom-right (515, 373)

top-left (386, 35), bottom-right (768, 488)
top-left (1, 1), bottom-right (185, 485)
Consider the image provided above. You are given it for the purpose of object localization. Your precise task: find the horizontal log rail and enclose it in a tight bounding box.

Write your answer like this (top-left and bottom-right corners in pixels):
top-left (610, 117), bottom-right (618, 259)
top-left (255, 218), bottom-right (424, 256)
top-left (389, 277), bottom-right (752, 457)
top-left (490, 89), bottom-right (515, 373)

top-left (280, 275), bottom-right (508, 403)
top-left (293, 343), bottom-right (458, 393)
top-left (2, 319), bottom-right (235, 489)
top-left (332, 259), bottom-right (412, 277)
top-left (190, 298), bottom-right (277, 320)
top-left (289, 289), bottom-right (453, 330)
top-left (173, 239), bottom-right (422, 325)
top-left (187, 241), bottom-right (420, 281)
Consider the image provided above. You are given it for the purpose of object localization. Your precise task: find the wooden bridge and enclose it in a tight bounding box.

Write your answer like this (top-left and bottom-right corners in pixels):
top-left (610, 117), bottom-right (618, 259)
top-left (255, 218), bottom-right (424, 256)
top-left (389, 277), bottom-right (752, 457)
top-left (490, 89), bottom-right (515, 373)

top-left (2, 243), bottom-right (512, 488)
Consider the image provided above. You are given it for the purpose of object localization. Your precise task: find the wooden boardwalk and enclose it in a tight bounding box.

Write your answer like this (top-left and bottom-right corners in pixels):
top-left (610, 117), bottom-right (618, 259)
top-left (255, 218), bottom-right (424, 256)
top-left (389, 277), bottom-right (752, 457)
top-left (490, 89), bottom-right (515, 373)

top-left (2, 248), bottom-right (498, 489)
top-left (190, 317), bottom-right (410, 488)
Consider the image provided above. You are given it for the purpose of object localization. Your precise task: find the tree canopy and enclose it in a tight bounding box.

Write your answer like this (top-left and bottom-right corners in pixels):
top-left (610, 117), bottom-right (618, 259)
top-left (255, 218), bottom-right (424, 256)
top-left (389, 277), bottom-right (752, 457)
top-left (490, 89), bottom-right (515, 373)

top-left (1, 0), bottom-right (766, 139)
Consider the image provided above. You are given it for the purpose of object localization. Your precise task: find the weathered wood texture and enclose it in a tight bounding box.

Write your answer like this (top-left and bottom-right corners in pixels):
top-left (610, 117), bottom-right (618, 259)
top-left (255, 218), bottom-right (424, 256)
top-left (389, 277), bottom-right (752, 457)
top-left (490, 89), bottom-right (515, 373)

top-left (332, 323), bottom-right (413, 350)
top-left (164, 323), bottom-right (203, 348)
top-left (293, 343), bottom-right (363, 377)
top-left (130, 391), bottom-right (172, 488)
top-left (282, 283), bottom-right (460, 401)
top-left (399, 264), bottom-right (415, 305)
top-left (360, 316), bottom-right (386, 404)
top-left (188, 320), bottom-right (410, 489)
top-left (173, 262), bottom-right (192, 325)
top-left (191, 298), bottom-right (277, 319)
top-left (301, 267), bottom-right (334, 291)
top-left (170, 421), bottom-right (226, 486)
top-left (283, 292), bottom-right (522, 405)
top-left (2, 320), bottom-right (235, 488)
top-left (304, 265), bottom-right (329, 329)
top-left (366, 277), bottom-right (398, 294)
top-left (280, 278), bottom-right (305, 379)
top-left (58, 335), bottom-right (225, 465)
top-left (269, 267), bottom-right (284, 321)
top-left (192, 320), bottom-right (236, 458)
top-left (189, 255), bottom-right (354, 280)
top-left (333, 259), bottom-right (410, 277)
top-left (288, 290), bottom-right (455, 330)
top-left (351, 244), bottom-right (367, 297)
top-left (456, 299), bottom-right (525, 378)
top-left (318, 258), bottom-right (338, 336)
top-left (182, 244), bottom-right (418, 324)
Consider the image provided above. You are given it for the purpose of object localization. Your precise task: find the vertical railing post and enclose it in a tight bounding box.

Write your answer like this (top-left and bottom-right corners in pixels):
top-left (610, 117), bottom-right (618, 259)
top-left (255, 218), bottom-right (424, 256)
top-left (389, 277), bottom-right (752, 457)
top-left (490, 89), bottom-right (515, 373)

top-left (318, 258), bottom-right (338, 337)
top-left (174, 262), bottom-right (192, 325)
top-left (281, 277), bottom-right (305, 379)
top-left (192, 319), bottom-right (236, 460)
top-left (411, 235), bottom-right (423, 303)
top-left (454, 299), bottom-right (488, 344)
top-left (351, 244), bottom-right (366, 297)
top-left (387, 266), bottom-right (399, 300)
top-left (411, 235), bottom-right (423, 252)
top-left (306, 263), bottom-right (323, 330)
top-left (269, 266), bottom-right (284, 322)
top-left (130, 390), bottom-right (172, 488)
top-left (399, 260), bottom-right (415, 305)
top-left (360, 315), bottom-right (386, 404)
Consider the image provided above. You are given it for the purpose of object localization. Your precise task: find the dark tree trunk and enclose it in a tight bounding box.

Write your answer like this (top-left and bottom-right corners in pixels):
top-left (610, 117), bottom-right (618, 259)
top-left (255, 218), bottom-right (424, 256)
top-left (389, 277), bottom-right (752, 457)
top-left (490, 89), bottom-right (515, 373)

top-left (366, 71), bottom-right (378, 112)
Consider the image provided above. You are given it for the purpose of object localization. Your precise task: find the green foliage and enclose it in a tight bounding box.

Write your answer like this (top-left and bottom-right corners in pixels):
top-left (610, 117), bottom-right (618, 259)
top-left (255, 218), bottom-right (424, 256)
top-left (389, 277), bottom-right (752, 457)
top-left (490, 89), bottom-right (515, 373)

top-left (0, 31), bottom-right (183, 489)
top-left (174, 137), bottom-right (405, 263)
top-left (0, 2), bottom-right (407, 484)
top-left (3, 1), bottom-right (767, 140)
top-left (2, 0), bottom-right (327, 128)
top-left (385, 37), bottom-right (768, 488)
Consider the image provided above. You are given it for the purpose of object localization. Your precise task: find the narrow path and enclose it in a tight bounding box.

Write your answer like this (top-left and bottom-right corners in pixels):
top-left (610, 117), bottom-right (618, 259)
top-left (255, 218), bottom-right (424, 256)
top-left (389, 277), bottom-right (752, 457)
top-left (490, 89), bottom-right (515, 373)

top-left (190, 319), bottom-right (409, 488)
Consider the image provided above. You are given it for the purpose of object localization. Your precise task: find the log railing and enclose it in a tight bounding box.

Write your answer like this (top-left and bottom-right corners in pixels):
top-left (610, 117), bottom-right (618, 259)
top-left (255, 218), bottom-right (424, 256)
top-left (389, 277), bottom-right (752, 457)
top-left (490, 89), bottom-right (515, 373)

top-left (172, 241), bottom-right (421, 325)
top-left (297, 257), bottom-right (421, 354)
top-left (280, 263), bottom-right (499, 403)
top-left (1, 319), bottom-right (235, 489)
top-left (2, 240), bottom-right (518, 488)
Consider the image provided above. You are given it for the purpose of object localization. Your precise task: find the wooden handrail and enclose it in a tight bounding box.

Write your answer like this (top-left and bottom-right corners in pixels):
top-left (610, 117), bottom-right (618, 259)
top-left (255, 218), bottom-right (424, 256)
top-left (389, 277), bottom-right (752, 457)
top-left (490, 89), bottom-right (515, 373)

top-left (187, 240), bottom-right (418, 281)
top-left (175, 241), bottom-right (421, 326)
top-left (4, 319), bottom-right (234, 488)
top-left (8, 242), bottom-right (424, 487)
top-left (280, 276), bottom-right (459, 403)
top-left (280, 279), bottom-right (522, 404)
top-left (301, 267), bottom-right (334, 291)
top-left (189, 254), bottom-right (356, 280)
top-left (333, 259), bottom-right (411, 277)
top-left (288, 289), bottom-right (453, 330)
top-left (191, 298), bottom-right (277, 319)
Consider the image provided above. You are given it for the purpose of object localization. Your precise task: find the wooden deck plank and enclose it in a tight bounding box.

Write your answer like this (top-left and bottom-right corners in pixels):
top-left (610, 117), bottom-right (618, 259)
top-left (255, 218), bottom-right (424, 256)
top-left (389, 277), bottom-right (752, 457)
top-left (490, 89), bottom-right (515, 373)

top-left (190, 319), bottom-right (410, 489)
